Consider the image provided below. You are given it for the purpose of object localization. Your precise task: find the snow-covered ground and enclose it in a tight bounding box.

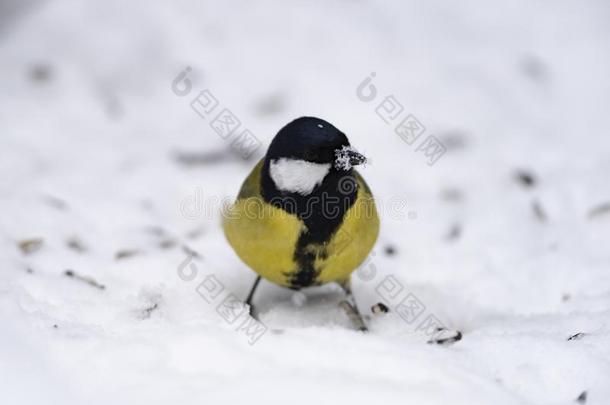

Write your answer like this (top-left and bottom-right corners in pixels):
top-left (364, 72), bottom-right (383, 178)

top-left (1, 1), bottom-right (610, 404)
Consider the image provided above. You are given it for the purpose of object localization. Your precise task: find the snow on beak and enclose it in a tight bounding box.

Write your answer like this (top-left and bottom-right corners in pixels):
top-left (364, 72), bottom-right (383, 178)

top-left (334, 145), bottom-right (367, 171)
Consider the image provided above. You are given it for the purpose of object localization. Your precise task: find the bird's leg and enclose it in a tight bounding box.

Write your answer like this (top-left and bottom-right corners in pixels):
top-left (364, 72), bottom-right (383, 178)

top-left (339, 279), bottom-right (368, 332)
top-left (245, 275), bottom-right (262, 320)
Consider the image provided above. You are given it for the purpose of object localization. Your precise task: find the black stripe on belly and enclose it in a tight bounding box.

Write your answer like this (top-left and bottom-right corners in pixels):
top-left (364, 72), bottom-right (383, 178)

top-left (260, 163), bottom-right (358, 289)
top-left (289, 233), bottom-right (322, 289)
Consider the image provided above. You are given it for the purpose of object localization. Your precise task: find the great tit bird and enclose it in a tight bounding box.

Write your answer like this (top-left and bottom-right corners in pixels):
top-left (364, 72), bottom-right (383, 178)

top-left (223, 116), bottom-right (379, 330)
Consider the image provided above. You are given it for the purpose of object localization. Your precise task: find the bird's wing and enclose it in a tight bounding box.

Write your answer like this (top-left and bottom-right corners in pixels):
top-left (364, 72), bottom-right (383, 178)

top-left (236, 158), bottom-right (264, 199)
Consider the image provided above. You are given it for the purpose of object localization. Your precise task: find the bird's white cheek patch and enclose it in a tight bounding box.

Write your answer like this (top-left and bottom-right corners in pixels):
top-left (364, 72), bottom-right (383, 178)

top-left (269, 158), bottom-right (331, 195)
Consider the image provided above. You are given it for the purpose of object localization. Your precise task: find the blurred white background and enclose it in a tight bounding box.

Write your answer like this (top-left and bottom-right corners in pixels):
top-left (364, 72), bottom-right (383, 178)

top-left (1, 1), bottom-right (609, 404)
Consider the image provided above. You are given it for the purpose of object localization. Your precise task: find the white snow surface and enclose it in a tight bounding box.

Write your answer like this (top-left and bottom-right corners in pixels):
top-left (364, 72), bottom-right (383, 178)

top-left (1, 1), bottom-right (610, 404)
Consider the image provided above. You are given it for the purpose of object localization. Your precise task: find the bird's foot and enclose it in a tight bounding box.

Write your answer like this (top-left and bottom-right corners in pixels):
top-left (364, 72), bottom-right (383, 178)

top-left (339, 300), bottom-right (368, 332)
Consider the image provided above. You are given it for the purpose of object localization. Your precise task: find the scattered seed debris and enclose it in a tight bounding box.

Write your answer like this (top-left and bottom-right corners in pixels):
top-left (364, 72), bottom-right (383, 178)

top-left (103, 94), bottom-right (123, 120)
top-left (514, 170), bottom-right (536, 188)
top-left (144, 226), bottom-right (169, 237)
top-left (446, 223), bottom-right (462, 241)
top-left (588, 202), bottom-right (610, 219)
top-left (26, 267), bottom-right (34, 274)
top-left (53, 324), bottom-right (58, 329)
top-left (159, 239), bottom-right (177, 250)
top-left (18, 238), bottom-right (43, 255)
top-left (384, 245), bottom-right (397, 256)
top-left (186, 227), bottom-right (205, 239)
top-left (254, 93), bottom-right (286, 116)
top-left (67, 237), bottom-right (87, 253)
top-left (440, 130), bottom-right (468, 150)
top-left (440, 188), bottom-right (463, 202)
top-left (182, 245), bottom-right (202, 260)
top-left (521, 55), bottom-right (548, 83)
top-left (567, 332), bottom-right (587, 341)
top-left (173, 149), bottom-right (235, 166)
top-left (576, 390), bottom-right (587, 404)
top-left (142, 302), bottom-right (159, 319)
top-left (562, 293), bottom-right (571, 302)
top-left (427, 328), bottom-right (463, 345)
top-left (64, 269), bottom-right (105, 290)
top-left (29, 63), bottom-right (53, 82)
top-left (532, 200), bottom-right (547, 222)
top-left (371, 302), bottom-right (389, 314)
top-left (43, 195), bottom-right (68, 210)
top-left (115, 249), bottom-right (140, 260)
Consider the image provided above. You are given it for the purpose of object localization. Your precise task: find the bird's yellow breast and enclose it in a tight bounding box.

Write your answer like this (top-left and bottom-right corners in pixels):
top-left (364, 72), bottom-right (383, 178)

top-left (222, 160), bottom-right (379, 288)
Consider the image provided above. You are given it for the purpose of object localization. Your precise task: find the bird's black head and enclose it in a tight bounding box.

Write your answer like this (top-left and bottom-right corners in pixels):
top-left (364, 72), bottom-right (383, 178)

top-left (265, 116), bottom-right (366, 170)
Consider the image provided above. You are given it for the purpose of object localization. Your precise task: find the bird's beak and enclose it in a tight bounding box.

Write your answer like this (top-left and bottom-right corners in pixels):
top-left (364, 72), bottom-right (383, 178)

top-left (347, 149), bottom-right (367, 166)
top-left (334, 145), bottom-right (367, 170)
